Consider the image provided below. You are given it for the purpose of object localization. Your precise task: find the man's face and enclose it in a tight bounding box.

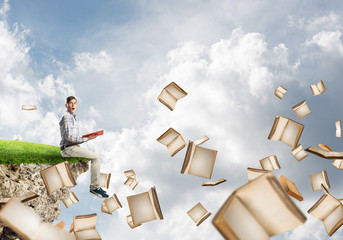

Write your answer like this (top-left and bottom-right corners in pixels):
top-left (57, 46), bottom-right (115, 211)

top-left (66, 99), bottom-right (77, 114)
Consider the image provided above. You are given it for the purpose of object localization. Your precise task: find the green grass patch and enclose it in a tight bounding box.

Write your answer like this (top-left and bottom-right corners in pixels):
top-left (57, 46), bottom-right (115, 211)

top-left (0, 140), bottom-right (89, 164)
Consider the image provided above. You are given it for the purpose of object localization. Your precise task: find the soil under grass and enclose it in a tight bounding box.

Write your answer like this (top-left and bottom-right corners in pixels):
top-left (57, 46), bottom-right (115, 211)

top-left (0, 139), bottom-right (88, 164)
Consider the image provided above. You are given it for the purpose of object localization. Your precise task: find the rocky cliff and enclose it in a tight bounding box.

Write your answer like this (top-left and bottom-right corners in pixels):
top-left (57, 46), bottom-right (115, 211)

top-left (0, 160), bottom-right (89, 240)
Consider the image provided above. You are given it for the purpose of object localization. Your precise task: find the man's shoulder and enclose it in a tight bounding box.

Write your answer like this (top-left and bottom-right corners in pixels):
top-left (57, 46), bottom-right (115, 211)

top-left (60, 112), bottom-right (74, 122)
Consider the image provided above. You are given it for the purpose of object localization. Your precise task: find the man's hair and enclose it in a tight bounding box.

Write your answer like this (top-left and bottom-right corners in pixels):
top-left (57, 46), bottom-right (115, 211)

top-left (66, 96), bottom-right (77, 104)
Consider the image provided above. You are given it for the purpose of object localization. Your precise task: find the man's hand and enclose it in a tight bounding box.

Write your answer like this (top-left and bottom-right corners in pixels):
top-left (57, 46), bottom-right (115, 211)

top-left (87, 135), bottom-right (98, 141)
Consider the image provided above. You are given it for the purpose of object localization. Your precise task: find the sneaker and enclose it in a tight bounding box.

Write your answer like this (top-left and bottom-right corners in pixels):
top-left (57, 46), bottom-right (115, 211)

top-left (90, 188), bottom-right (109, 198)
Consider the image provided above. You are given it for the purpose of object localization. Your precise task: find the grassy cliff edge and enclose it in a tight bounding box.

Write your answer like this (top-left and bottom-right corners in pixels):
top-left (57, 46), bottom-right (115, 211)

top-left (0, 140), bottom-right (88, 164)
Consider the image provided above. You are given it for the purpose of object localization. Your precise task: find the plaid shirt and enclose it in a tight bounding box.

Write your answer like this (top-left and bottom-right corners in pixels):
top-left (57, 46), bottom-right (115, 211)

top-left (59, 111), bottom-right (87, 148)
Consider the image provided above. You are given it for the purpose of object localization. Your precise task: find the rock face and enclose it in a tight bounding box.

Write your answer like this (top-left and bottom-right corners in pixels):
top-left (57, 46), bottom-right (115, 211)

top-left (0, 161), bottom-right (89, 240)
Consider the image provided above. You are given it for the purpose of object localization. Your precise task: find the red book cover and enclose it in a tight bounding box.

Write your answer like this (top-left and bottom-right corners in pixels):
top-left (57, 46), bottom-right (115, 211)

top-left (82, 130), bottom-right (104, 138)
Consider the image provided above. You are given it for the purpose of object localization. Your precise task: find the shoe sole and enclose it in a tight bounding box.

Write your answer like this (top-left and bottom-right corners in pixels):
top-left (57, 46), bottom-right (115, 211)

top-left (90, 191), bottom-right (108, 199)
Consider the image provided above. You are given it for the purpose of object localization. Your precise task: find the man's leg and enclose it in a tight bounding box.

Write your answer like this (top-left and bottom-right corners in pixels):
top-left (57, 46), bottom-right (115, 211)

top-left (62, 145), bottom-right (100, 190)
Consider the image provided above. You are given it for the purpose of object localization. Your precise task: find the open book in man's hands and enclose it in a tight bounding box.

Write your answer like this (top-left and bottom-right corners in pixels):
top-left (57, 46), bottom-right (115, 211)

top-left (82, 130), bottom-right (104, 138)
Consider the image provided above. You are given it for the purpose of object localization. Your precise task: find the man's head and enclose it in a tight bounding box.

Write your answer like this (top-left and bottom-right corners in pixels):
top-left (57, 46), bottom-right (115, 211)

top-left (65, 96), bottom-right (77, 114)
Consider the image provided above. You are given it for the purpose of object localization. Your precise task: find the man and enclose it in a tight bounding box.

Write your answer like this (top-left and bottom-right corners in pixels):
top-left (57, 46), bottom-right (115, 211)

top-left (59, 96), bottom-right (109, 198)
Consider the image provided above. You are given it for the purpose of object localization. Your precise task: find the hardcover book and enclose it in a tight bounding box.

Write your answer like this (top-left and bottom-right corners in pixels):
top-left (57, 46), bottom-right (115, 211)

top-left (274, 85), bottom-right (287, 99)
top-left (212, 173), bottom-right (306, 240)
top-left (268, 115), bottom-right (304, 148)
top-left (181, 136), bottom-right (217, 179)
top-left (0, 198), bottom-right (75, 240)
top-left (308, 185), bottom-right (343, 236)
top-left (158, 82), bottom-right (187, 111)
top-left (102, 194), bottom-right (122, 215)
top-left (127, 187), bottom-right (163, 226)
top-left (259, 155), bottom-right (280, 170)
top-left (69, 213), bottom-right (101, 240)
top-left (292, 100), bottom-right (311, 119)
top-left (187, 202), bottom-right (211, 226)
top-left (310, 80), bottom-right (326, 96)
top-left (157, 127), bottom-right (186, 156)
top-left (40, 161), bottom-right (76, 195)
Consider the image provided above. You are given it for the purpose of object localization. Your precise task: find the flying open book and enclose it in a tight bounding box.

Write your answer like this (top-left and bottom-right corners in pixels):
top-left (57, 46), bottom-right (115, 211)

top-left (99, 172), bottom-right (111, 189)
top-left (181, 136), bottom-right (218, 179)
top-left (158, 82), bottom-right (187, 111)
top-left (127, 215), bottom-right (141, 229)
top-left (82, 130), bottom-right (104, 138)
top-left (187, 202), bottom-right (211, 226)
top-left (291, 145), bottom-right (308, 162)
top-left (310, 170), bottom-right (330, 192)
top-left (21, 105), bottom-right (37, 110)
top-left (62, 192), bottom-right (79, 208)
top-left (102, 194), bottom-right (122, 215)
top-left (259, 155), bottom-right (280, 170)
top-left (69, 213), bottom-right (101, 240)
top-left (212, 173), bottom-right (306, 240)
top-left (308, 185), bottom-right (343, 236)
top-left (40, 161), bottom-right (76, 195)
top-left (306, 146), bottom-right (343, 159)
top-left (127, 187), bottom-right (163, 226)
top-left (310, 80), bottom-right (326, 96)
top-left (124, 170), bottom-right (138, 190)
top-left (268, 115), bottom-right (304, 148)
top-left (157, 128), bottom-right (186, 157)
top-left (274, 85), bottom-right (287, 99)
top-left (202, 178), bottom-right (227, 186)
top-left (292, 100), bottom-right (311, 119)
top-left (336, 121), bottom-right (342, 138)
top-left (0, 198), bottom-right (75, 240)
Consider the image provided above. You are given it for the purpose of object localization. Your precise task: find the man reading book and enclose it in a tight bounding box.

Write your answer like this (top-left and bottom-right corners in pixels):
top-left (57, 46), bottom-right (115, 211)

top-left (59, 96), bottom-right (109, 198)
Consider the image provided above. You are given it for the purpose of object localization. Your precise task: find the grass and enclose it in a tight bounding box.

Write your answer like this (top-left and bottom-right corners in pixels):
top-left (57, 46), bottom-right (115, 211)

top-left (0, 140), bottom-right (89, 164)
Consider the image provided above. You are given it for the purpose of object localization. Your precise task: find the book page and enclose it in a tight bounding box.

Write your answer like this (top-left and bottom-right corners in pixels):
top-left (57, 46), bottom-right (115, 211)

top-left (281, 120), bottom-right (303, 148)
top-left (157, 128), bottom-right (179, 146)
top-left (292, 100), bottom-right (311, 119)
top-left (149, 187), bottom-right (163, 220)
top-left (99, 173), bottom-right (110, 189)
top-left (332, 160), bottom-right (343, 169)
top-left (236, 174), bottom-right (306, 236)
top-left (56, 162), bottom-right (75, 187)
top-left (0, 198), bottom-right (41, 240)
top-left (42, 166), bottom-right (64, 194)
top-left (188, 146), bottom-right (217, 179)
top-left (127, 192), bottom-right (156, 225)
top-left (73, 214), bottom-right (97, 232)
top-left (222, 196), bottom-right (269, 240)
top-left (158, 89), bottom-right (177, 110)
top-left (309, 194), bottom-right (340, 221)
top-left (193, 136), bottom-right (209, 146)
top-left (63, 198), bottom-right (73, 208)
top-left (310, 171), bottom-right (329, 191)
top-left (323, 206), bottom-right (343, 236)
top-left (104, 196), bottom-right (121, 213)
top-left (268, 116), bottom-right (287, 141)
top-left (124, 170), bottom-right (135, 179)
top-left (181, 142), bottom-right (195, 174)
top-left (165, 82), bottom-right (187, 100)
top-left (317, 80), bottom-right (326, 93)
top-left (187, 202), bottom-right (208, 223)
top-left (167, 134), bottom-right (186, 156)
top-left (75, 229), bottom-right (101, 240)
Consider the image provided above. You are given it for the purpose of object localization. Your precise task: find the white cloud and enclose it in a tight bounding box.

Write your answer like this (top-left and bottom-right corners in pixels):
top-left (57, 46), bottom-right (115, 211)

top-left (73, 50), bottom-right (113, 73)
top-left (289, 12), bottom-right (341, 32)
top-left (306, 31), bottom-right (343, 55)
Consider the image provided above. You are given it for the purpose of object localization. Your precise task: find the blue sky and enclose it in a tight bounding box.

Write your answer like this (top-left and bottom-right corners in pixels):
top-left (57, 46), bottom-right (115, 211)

top-left (2, 0), bottom-right (343, 239)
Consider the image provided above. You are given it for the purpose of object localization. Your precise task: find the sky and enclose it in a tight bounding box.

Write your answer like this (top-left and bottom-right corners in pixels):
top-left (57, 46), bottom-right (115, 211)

top-left (2, 0), bottom-right (343, 239)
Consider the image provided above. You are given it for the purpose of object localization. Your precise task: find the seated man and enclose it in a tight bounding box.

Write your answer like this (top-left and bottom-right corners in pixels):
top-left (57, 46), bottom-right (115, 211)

top-left (59, 96), bottom-right (109, 198)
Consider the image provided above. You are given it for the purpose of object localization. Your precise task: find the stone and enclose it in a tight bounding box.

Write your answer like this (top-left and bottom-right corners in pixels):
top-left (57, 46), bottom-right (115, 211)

top-left (0, 160), bottom-right (89, 239)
